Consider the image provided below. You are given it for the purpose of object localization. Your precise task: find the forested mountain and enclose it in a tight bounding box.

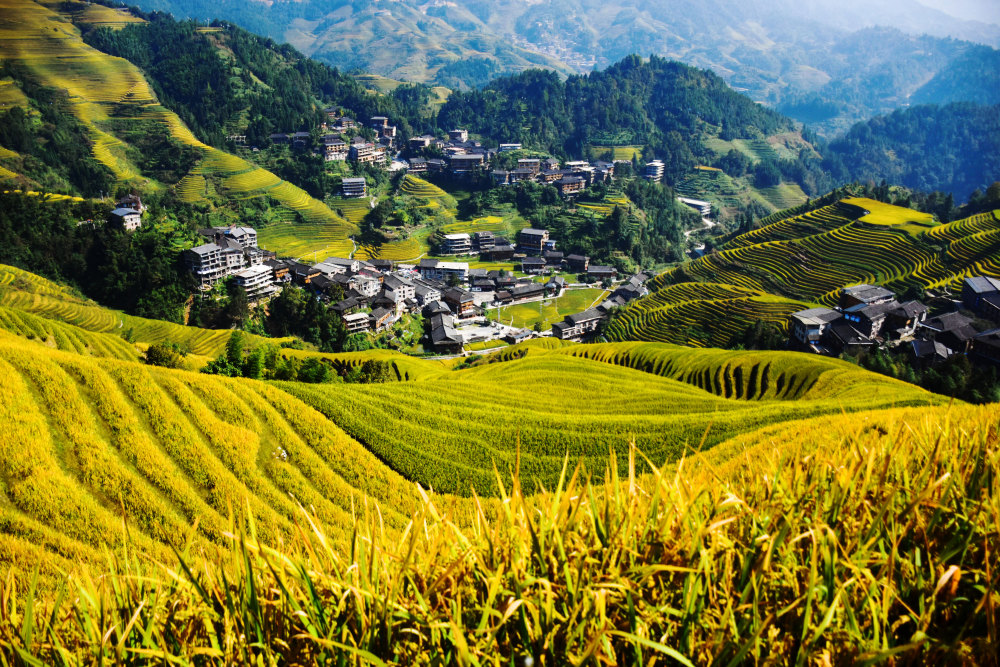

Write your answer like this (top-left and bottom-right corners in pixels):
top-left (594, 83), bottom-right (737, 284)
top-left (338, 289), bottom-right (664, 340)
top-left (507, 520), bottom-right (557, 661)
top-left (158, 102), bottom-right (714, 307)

top-left (122, 0), bottom-right (1000, 135)
top-left (83, 13), bottom-right (434, 148)
top-left (437, 56), bottom-right (807, 183)
top-left (825, 103), bottom-right (1000, 199)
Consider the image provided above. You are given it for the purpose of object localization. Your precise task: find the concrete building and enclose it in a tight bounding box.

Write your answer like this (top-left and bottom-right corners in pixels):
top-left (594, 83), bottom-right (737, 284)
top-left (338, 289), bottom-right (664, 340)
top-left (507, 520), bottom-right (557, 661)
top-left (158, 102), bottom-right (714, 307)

top-left (233, 264), bottom-right (277, 301)
top-left (645, 160), bottom-right (665, 183)
top-left (342, 177), bottom-right (367, 198)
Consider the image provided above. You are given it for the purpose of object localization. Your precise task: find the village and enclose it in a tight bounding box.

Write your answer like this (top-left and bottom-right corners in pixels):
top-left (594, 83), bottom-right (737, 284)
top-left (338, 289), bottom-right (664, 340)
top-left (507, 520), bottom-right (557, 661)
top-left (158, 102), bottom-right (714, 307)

top-left (98, 113), bottom-right (692, 357)
top-left (176, 218), bottom-right (651, 355)
top-left (789, 278), bottom-right (1000, 367)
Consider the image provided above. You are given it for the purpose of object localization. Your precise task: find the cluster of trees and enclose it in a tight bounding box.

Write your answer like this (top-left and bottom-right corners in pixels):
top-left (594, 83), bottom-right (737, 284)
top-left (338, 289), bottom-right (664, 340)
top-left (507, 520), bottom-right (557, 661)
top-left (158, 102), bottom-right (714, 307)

top-left (83, 13), bottom-right (432, 149)
top-left (0, 192), bottom-right (194, 322)
top-left (854, 348), bottom-right (1000, 405)
top-left (200, 331), bottom-right (396, 383)
top-left (437, 56), bottom-right (796, 185)
top-left (202, 331), bottom-right (334, 382)
top-left (823, 102), bottom-right (1000, 199)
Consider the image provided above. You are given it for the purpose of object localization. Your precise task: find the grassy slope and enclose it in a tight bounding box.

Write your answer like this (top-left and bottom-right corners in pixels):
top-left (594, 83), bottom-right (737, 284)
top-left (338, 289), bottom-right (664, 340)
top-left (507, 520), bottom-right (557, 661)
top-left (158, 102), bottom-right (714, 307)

top-left (609, 198), bottom-right (1000, 346)
top-left (0, 265), bottom-right (950, 569)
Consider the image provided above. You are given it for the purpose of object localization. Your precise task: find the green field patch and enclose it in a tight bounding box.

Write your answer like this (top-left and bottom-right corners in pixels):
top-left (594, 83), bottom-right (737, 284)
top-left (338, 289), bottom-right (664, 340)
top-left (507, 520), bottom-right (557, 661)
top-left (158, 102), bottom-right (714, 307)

top-left (495, 288), bottom-right (608, 330)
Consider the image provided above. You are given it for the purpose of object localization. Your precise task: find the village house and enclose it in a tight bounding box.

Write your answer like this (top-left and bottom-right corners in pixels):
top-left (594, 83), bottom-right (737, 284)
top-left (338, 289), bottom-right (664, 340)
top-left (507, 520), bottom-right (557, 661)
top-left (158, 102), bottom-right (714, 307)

top-left (232, 264), bottom-right (277, 301)
top-left (440, 233), bottom-right (473, 255)
top-left (517, 158), bottom-right (541, 174)
top-left (962, 275), bottom-right (1000, 322)
top-left (473, 231), bottom-right (495, 252)
top-left (450, 153), bottom-right (486, 173)
top-left (678, 197), bottom-right (712, 217)
top-left (518, 228), bottom-right (550, 255)
top-left (587, 265), bottom-right (617, 281)
top-left (840, 284), bottom-right (896, 309)
top-left (109, 207), bottom-right (142, 231)
top-left (546, 275), bottom-right (566, 295)
top-left (789, 307), bottom-right (841, 349)
top-left (184, 244), bottom-right (229, 289)
top-left (565, 254), bottom-right (590, 272)
top-left (342, 177), bottom-right (367, 198)
top-left (412, 278), bottom-right (444, 305)
top-left (499, 143), bottom-right (522, 152)
top-left (919, 312), bottom-right (980, 354)
top-left (342, 312), bottom-right (372, 334)
top-left (543, 250), bottom-right (564, 267)
top-left (510, 282), bottom-right (546, 301)
top-left (552, 308), bottom-right (604, 341)
top-left (288, 262), bottom-right (322, 285)
top-left (521, 257), bottom-right (547, 274)
top-left (407, 157), bottom-right (428, 173)
top-left (972, 329), bottom-right (1000, 365)
top-left (265, 259), bottom-right (292, 285)
top-left (644, 160), bottom-right (665, 183)
top-left (449, 129), bottom-right (469, 142)
top-left (418, 259), bottom-right (469, 283)
top-left (349, 142), bottom-right (383, 165)
top-left (482, 242), bottom-right (515, 261)
top-left (556, 176), bottom-right (586, 196)
top-left (429, 313), bottom-right (463, 354)
top-left (443, 287), bottom-right (476, 317)
top-left (370, 307), bottom-right (393, 332)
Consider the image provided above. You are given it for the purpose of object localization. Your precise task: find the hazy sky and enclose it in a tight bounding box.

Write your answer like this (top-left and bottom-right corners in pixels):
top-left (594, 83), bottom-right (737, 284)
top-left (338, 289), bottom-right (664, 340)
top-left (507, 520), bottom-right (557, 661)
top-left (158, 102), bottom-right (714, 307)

top-left (915, 0), bottom-right (1000, 25)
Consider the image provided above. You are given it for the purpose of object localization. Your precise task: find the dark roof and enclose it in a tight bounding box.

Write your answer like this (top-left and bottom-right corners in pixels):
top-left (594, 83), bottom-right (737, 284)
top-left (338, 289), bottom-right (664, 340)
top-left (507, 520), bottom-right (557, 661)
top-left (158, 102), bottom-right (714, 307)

top-left (911, 339), bottom-right (950, 360)
top-left (371, 307), bottom-right (391, 321)
top-left (588, 265), bottom-right (616, 274)
top-left (890, 300), bottom-right (928, 318)
top-left (566, 308), bottom-right (603, 325)
top-left (828, 322), bottom-right (873, 346)
top-left (519, 228), bottom-right (548, 238)
top-left (521, 257), bottom-right (546, 265)
top-left (964, 276), bottom-right (1000, 294)
top-left (922, 312), bottom-right (975, 332)
top-left (511, 283), bottom-right (545, 298)
top-left (843, 284), bottom-right (895, 301)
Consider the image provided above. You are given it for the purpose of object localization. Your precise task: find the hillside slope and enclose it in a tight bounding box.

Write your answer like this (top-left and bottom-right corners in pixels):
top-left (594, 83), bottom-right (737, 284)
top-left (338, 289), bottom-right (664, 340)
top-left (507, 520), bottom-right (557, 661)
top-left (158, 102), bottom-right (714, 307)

top-left (0, 264), bottom-right (951, 575)
top-left (0, 0), bottom-right (357, 254)
top-left (608, 197), bottom-right (1000, 346)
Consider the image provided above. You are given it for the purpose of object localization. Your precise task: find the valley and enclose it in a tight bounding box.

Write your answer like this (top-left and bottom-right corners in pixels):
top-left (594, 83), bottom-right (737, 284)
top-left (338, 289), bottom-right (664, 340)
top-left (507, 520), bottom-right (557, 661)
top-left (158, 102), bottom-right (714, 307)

top-left (0, 0), bottom-right (998, 662)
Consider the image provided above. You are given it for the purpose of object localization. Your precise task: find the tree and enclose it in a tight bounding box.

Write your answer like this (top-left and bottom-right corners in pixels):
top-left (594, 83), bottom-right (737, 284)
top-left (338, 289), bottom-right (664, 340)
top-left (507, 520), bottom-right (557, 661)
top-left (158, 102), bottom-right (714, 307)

top-left (144, 342), bottom-right (183, 368)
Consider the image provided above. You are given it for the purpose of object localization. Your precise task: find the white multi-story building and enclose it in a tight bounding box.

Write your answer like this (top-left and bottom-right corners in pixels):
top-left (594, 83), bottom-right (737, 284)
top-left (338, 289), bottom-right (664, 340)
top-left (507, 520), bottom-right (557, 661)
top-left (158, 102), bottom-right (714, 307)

top-left (185, 244), bottom-right (228, 289)
top-left (645, 159), bottom-right (665, 183)
top-left (233, 264), bottom-right (277, 301)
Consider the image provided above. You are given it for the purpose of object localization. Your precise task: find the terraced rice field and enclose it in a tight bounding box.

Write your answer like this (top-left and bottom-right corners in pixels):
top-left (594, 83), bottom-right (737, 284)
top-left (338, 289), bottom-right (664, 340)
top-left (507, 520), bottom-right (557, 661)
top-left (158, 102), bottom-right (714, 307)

top-left (329, 196), bottom-right (372, 225)
top-left (758, 183), bottom-right (808, 210)
top-left (614, 199), bottom-right (1000, 345)
top-left (400, 174), bottom-right (456, 209)
top-left (590, 145), bottom-right (642, 161)
top-left (0, 265), bottom-right (273, 357)
top-left (257, 222), bottom-right (356, 261)
top-left (0, 0), bottom-right (356, 247)
top-left (284, 342), bottom-right (944, 497)
top-left (355, 237), bottom-right (424, 262)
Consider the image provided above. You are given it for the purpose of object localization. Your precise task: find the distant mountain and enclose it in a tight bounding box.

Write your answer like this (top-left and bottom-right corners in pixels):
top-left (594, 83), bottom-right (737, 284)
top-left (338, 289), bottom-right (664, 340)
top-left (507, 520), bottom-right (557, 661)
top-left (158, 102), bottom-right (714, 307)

top-left (825, 103), bottom-right (1000, 198)
top-left (911, 46), bottom-right (1000, 107)
top-left (125, 0), bottom-right (1000, 134)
